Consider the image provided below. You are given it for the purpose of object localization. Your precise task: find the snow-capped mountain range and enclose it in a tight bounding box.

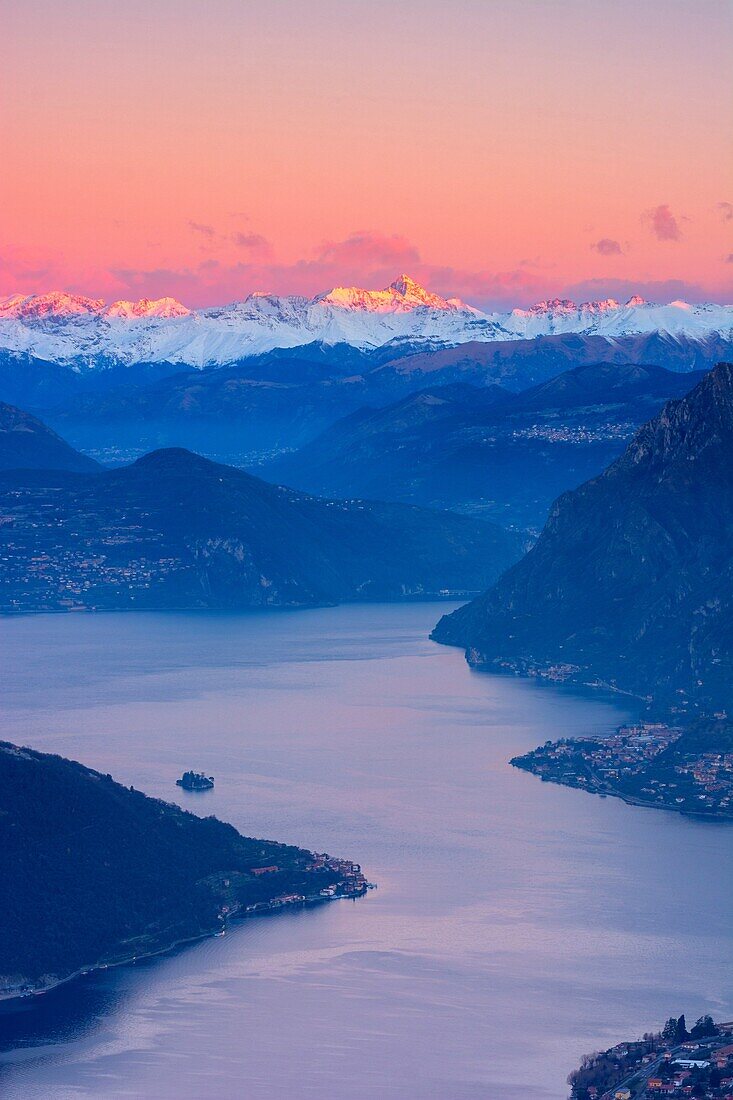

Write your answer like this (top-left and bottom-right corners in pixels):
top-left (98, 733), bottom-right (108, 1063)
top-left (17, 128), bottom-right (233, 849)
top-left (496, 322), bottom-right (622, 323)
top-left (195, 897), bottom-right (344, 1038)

top-left (1, 275), bottom-right (731, 369)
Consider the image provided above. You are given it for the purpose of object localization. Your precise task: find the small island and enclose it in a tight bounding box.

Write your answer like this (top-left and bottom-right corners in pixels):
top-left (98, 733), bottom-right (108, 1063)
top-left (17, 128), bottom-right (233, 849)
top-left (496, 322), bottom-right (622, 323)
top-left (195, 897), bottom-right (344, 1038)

top-left (177, 770), bottom-right (215, 791)
top-left (568, 1014), bottom-right (733, 1098)
top-left (0, 741), bottom-right (372, 1002)
top-left (512, 719), bottom-right (733, 820)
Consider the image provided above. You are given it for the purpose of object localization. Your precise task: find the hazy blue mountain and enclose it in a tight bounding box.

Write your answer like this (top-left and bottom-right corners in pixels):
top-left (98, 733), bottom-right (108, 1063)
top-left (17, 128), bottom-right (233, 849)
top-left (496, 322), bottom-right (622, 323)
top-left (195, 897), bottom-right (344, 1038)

top-left (0, 349), bottom-right (183, 411)
top-left (45, 364), bottom-right (379, 466)
top-left (3, 333), bottom-right (725, 468)
top-left (507, 360), bottom-right (705, 413)
top-left (0, 447), bottom-right (523, 613)
top-left (432, 363), bottom-right (733, 717)
top-left (266, 363), bottom-right (703, 529)
top-left (371, 332), bottom-right (733, 392)
top-left (0, 401), bottom-right (99, 472)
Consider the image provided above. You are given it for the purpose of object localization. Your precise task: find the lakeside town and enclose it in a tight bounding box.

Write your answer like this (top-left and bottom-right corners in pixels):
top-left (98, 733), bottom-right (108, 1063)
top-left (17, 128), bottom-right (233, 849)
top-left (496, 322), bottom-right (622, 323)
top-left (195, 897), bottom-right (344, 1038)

top-left (568, 1016), bottom-right (733, 1098)
top-left (512, 721), bottom-right (733, 819)
top-left (229, 853), bottom-right (373, 920)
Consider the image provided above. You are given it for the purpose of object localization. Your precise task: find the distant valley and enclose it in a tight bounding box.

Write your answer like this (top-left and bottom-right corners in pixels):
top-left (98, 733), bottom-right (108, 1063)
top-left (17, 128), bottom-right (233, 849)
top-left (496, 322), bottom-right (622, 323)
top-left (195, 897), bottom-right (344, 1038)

top-left (0, 331), bottom-right (727, 480)
top-left (265, 363), bottom-right (702, 528)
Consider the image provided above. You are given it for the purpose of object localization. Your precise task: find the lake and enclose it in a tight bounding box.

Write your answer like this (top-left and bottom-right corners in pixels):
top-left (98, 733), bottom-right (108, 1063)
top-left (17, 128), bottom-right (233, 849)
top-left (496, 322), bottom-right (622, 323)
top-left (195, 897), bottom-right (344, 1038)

top-left (1, 603), bottom-right (731, 1099)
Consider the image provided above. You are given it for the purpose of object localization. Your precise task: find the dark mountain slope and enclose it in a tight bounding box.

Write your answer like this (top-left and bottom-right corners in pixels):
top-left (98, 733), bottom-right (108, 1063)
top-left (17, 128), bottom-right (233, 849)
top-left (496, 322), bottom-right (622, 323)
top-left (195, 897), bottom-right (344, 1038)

top-left (508, 361), bottom-right (701, 414)
top-left (264, 381), bottom-right (510, 498)
top-left (373, 332), bottom-right (732, 391)
top-left (0, 448), bottom-right (523, 612)
top-left (0, 401), bottom-right (99, 472)
top-left (0, 348), bottom-right (181, 410)
top-left (266, 364), bottom-right (702, 528)
top-left (432, 363), bottom-right (733, 716)
top-left (0, 741), bottom-right (357, 998)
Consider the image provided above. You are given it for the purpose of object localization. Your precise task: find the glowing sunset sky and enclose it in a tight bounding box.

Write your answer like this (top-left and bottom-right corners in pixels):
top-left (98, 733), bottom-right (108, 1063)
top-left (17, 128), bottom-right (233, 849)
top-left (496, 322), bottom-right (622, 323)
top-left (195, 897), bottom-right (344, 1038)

top-left (2, 0), bottom-right (731, 308)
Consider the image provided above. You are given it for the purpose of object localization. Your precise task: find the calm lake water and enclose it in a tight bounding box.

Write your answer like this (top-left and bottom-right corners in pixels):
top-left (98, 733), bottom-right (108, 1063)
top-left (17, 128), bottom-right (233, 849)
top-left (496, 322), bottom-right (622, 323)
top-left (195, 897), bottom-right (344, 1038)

top-left (1, 603), bottom-right (731, 1099)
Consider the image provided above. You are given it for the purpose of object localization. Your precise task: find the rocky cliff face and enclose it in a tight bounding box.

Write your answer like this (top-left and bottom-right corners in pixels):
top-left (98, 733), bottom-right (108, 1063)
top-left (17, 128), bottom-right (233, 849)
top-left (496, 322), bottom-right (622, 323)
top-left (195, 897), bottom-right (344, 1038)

top-left (432, 363), bottom-right (733, 716)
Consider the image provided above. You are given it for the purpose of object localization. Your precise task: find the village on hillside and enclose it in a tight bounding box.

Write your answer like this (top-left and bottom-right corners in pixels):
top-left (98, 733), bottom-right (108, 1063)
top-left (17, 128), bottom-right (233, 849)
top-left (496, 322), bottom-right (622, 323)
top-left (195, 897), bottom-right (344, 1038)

top-left (569, 1017), bottom-right (733, 1099)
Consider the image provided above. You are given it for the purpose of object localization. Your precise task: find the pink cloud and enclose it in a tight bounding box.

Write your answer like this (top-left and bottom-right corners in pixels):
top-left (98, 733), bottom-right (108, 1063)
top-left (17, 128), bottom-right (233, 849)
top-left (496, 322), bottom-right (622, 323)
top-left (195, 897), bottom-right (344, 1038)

top-left (231, 232), bottom-right (272, 259)
top-left (3, 229), bottom-right (728, 312)
top-left (591, 238), bottom-right (623, 256)
top-left (316, 231), bottom-right (421, 271)
top-left (0, 246), bottom-right (62, 292)
top-left (643, 204), bottom-right (682, 241)
top-left (420, 265), bottom-right (543, 309)
top-left (187, 221), bottom-right (216, 239)
top-left (103, 245), bottom-right (545, 311)
top-left (718, 202), bottom-right (733, 222)
top-left (563, 276), bottom-right (708, 304)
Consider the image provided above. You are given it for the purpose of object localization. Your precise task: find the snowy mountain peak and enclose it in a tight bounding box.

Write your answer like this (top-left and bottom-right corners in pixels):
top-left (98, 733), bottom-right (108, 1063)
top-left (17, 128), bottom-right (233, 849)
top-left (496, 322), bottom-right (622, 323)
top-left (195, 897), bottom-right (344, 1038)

top-left (580, 298), bottom-right (619, 312)
top-left (105, 297), bottom-right (190, 319)
top-left (0, 294), bottom-right (28, 316)
top-left (520, 298), bottom-right (579, 316)
top-left (317, 274), bottom-right (461, 314)
top-left (0, 291), bottom-right (105, 319)
top-left (0, 277), bottom-right (730, 368)
top-left (390, 273), bottom-right (423, 295)
top-left (516, 296), bottom-right (655, 319)
top-left (387, 274), bottom-right (454, 309)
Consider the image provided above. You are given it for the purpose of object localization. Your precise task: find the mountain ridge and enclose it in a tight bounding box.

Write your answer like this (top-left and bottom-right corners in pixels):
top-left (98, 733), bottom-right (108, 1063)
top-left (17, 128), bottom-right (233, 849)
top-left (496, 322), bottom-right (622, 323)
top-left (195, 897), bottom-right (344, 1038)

top-left (0, 445), bottom-right (523, 612)
top-left (431, 362), bottom-right (733, 715)
top-left (265, 363), bottom-right (704, 527)
top-left (0, 401), bottom-right (99, 473)
top-left (1, 276), bottom-right (730, 368)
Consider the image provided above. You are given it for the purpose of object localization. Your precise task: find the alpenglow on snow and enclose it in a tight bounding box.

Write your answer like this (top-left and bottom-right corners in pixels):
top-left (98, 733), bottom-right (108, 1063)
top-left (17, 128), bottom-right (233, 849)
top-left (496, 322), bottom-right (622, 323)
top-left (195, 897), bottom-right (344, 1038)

top-left (1, 275), bottom-right (731, 368)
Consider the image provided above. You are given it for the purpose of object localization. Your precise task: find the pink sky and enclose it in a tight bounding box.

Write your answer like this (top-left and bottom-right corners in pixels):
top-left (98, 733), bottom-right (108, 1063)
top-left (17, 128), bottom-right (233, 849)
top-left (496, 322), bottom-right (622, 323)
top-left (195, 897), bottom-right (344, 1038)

top-left (2, 0), bottom-right (731, 308)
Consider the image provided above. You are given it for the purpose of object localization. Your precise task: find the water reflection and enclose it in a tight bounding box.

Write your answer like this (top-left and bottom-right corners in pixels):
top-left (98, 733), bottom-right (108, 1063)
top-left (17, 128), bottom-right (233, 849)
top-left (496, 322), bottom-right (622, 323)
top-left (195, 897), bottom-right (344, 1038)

top-left (0, 970), bottom-right (126, 1064)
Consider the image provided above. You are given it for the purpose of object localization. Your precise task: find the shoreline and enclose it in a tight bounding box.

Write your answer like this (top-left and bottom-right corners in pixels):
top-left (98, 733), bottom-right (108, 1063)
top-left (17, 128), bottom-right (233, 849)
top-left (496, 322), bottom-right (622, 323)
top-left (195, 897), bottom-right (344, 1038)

top-left (436, 642), bottom-right (733, 822)
top-left (514, 759), bottom-right (733, 822)
top-left (512, 720), bottom-right (733, 823)
top-left (0, 885), bottom-right (370, 1007)
top-left (429, 636), bottom-right (650, 708)
top-left (0, 593), bottom-right (473, 620)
